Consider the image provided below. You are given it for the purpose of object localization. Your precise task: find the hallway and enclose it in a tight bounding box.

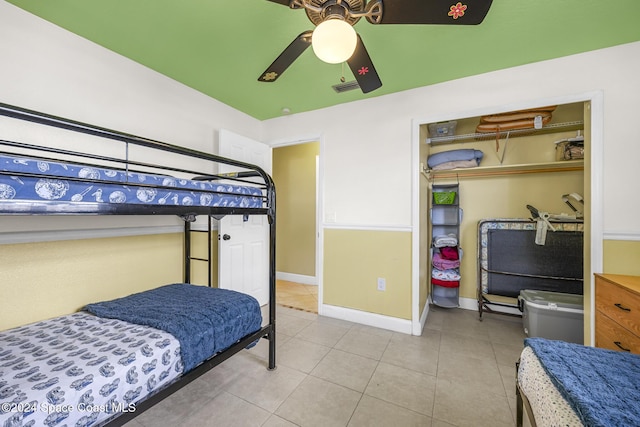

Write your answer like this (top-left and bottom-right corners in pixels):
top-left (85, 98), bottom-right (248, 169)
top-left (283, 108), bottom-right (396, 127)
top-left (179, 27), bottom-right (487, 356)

top-left (276, 280), bottom-right (318, 313)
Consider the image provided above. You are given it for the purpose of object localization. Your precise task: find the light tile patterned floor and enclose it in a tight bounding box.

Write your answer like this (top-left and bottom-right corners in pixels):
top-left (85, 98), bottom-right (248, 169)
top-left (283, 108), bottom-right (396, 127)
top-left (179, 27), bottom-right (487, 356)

top-left (125, 305), bottom-right (528, 427)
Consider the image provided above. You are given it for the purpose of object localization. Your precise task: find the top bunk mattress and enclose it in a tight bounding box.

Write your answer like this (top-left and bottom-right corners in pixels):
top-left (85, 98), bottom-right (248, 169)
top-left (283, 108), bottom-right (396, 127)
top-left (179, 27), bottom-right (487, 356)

top-left (0, 153), bottom-right (264, 211)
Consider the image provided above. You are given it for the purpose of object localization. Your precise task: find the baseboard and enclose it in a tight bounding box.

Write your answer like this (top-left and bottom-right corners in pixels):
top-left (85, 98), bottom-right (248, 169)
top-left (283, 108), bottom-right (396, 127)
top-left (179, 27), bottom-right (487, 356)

top-left (458, 296), bottom-right (478, 311)
top-left (276, 272), bottom-right (317, 286)
top-left (415, 300), bottom-right (430, 335)
top-left (320, 304), bottom-right (412, 334)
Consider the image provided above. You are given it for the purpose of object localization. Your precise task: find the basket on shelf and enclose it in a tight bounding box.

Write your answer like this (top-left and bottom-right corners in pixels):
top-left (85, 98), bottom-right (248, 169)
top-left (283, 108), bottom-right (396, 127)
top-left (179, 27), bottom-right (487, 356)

top-left (433, 191), bottom-right (456, 205)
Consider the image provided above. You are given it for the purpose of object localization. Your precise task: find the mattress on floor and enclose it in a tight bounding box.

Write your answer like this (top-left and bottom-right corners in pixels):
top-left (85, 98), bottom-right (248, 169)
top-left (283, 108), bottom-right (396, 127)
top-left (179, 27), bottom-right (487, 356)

top-left (0, 153), bottom-right (264, 209)
top-left (0, 311), bottom-right (182, 427)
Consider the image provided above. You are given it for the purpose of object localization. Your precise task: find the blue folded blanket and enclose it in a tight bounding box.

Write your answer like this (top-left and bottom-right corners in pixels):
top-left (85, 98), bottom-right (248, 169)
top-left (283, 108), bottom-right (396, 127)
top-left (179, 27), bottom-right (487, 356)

top-left (525, 337), bottom-right (640, 427)
top-left (85, 284), bottom-right (263, 372)
top-left (427, 149), bottom-right (484, 168)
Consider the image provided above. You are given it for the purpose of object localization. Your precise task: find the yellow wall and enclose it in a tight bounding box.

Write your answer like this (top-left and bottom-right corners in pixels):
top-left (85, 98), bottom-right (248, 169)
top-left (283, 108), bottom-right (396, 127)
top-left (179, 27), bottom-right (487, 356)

top-left (273, 142), bottom-right (319, 277)
top-left (188, 229), bottom-right (219, 287)
top-left (0, 233), bottom-right (184, 330)
top-left (603, 240), bottom-right (640, 275)
top-left (323, 229), bottom-right (412, 319)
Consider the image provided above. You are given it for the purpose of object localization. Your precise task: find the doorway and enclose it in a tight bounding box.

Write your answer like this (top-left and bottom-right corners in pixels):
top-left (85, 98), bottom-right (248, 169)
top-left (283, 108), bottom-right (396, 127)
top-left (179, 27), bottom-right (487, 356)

top-left (272, 142), bottom-right (320, 313)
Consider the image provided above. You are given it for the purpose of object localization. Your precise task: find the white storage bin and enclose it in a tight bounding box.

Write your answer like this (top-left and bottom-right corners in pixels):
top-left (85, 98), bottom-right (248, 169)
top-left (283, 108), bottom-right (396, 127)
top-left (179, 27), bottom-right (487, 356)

top-left (428, 121), bottom-right (457, 138)
top-left (518, 289), bottom-right (584, 344)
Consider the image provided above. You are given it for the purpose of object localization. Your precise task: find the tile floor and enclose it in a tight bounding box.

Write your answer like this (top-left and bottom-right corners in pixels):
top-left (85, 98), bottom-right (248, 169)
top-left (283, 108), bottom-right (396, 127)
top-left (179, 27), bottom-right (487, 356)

top-left (124, 304), bottom-right (528, 427)
top-left (276, 280), bottom-right (318, 313)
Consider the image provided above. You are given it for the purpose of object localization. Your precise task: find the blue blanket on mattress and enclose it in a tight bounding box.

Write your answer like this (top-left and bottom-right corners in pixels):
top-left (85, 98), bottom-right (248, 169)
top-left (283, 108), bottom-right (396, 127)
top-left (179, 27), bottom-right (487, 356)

top-left (85, 284), bottom-right (262, 372)
top-left (525, 337), bottom-right (640, 427)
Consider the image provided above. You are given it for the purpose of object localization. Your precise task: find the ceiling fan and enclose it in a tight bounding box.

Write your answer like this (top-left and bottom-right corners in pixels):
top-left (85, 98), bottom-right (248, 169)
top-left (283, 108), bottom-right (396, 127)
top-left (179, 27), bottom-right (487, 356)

top-left (258, 0), bottom-right (494, 94)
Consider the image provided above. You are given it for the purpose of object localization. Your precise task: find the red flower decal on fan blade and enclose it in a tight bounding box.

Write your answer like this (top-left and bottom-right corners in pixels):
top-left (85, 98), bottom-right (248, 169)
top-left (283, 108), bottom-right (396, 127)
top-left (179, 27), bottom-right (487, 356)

top-left (448, 2), bottom-right (467, 19)
top-left (358, 67), bottom-right (369, 76)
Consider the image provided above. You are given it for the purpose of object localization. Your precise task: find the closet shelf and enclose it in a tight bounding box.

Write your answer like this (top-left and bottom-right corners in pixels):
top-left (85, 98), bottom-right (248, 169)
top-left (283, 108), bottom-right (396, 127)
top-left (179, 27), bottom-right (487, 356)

top-left (425, 159), bottom-right (584, 180)
top-left (425, 120), bottom-right (584, 145)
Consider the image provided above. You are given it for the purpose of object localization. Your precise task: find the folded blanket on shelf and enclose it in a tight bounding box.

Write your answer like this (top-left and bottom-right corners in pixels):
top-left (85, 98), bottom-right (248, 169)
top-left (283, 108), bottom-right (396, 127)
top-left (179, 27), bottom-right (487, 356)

top-left (433, 234), bottom-right (458, 248)
top-left (439, 246), bottom-right (460, 261)
top-left (431, 159), bottom-right (480, 171)
top-left (432, 252), bottom-right (460, 270)
top-left (427, 149), bottom-right (484, 169)
top-left (432, 268), bottom-right (461, 281)
top-left (432, 278), bottom-right (460, 288)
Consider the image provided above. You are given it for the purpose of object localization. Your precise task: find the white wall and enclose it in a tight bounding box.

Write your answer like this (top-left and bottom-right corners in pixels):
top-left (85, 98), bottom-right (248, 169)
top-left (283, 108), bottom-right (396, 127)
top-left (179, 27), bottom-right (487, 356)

top-left (0, 2), bottom-right (262, 237)
top-left (0, 2), bottom-right (261, 146)
top-left (4, 0), bottom-right (640, 241)
top-left (263, 41), bottom-right (640, 238)
top-left (5, 0), bottom-right (638, 237)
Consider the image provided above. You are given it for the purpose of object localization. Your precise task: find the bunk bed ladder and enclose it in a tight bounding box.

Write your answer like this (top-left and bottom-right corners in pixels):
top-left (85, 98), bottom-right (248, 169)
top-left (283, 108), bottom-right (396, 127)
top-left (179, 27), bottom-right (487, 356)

top-left (184, 215), bottom-right (213, 287)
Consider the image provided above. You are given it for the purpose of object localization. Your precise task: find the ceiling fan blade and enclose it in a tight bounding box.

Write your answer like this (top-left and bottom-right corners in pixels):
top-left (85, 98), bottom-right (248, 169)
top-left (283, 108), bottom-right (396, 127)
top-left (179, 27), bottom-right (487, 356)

top-left (266, 0), bottom-right (294, 6)
top-left (258, 31), bottom-right (313, 83)
top-left (368, 0), bottom-right (493, 25)
top-left (346, 35), bottom-right (382, 94)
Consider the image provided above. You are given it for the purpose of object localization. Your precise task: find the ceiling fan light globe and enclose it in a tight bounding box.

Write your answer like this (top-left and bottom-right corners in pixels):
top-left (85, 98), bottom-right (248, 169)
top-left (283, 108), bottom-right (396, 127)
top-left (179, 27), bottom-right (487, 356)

top-left (312, 19), bottom-right (357, 64)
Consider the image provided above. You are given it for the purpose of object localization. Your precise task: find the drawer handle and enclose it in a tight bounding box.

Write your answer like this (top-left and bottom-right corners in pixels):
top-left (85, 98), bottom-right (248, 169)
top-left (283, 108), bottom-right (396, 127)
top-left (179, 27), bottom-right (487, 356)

top-left (614, 303), bottom-right (631, 312)
top-left (614, 341), bottom-right (632, 352)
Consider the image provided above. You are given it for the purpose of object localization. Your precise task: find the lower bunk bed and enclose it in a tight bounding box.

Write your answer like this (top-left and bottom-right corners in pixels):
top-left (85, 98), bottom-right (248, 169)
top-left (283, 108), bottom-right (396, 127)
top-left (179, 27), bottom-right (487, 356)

top-left (516, 338), bottom-right (640, 427)
top-left (0, 285), bottom-right (268, 427)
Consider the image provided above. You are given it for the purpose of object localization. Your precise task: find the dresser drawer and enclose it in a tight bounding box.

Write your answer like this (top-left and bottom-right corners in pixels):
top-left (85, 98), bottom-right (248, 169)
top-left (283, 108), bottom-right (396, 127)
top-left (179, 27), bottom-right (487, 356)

top-left (595, 277), bottom-right (640, 337)
top-left (595, 311), bottom-right (640, 354)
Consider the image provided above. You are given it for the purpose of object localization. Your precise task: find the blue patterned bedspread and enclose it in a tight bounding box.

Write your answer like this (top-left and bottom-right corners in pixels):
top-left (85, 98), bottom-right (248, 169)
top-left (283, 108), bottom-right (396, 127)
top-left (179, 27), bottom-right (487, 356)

top-left (85, 284), bottom-right (263, 372)
top-left (0, 312), bottom-right (182, 427)
top-left (0, 154), bottom-right (263, 208)
top-left (525, 337), bottom-right (640, 427)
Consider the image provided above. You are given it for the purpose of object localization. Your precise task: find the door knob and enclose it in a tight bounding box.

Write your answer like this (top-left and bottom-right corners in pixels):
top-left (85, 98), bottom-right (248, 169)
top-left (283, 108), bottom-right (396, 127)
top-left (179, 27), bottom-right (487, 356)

top-left (222, 234), bottom-right (231, 241)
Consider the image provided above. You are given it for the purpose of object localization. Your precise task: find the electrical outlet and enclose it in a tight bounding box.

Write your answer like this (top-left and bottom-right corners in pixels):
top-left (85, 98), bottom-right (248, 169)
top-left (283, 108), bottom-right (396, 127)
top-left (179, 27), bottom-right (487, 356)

top-left (377, 277), bottom-right (386, 291)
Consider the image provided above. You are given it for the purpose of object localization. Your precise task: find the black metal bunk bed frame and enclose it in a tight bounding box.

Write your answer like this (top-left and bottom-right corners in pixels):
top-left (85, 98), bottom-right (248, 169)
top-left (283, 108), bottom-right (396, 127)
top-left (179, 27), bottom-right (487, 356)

top-left (0, 102), bottom-right (277, 426)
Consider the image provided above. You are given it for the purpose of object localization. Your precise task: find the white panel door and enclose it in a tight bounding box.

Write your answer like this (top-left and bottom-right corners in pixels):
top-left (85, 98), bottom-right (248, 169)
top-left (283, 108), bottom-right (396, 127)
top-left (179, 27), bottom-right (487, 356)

top-left (218, 129), bottom-right (272, 305)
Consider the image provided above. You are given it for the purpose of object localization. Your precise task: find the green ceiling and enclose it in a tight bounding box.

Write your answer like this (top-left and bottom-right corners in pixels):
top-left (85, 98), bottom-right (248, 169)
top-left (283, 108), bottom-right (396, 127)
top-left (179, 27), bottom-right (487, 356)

top-left (7, 0), bottom-right (640, 120)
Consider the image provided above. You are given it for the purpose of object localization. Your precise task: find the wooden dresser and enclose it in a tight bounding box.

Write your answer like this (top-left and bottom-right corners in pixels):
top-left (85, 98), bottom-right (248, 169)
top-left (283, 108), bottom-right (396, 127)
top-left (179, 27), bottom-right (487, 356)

top-left (595, 273), bottom-right (640, 354)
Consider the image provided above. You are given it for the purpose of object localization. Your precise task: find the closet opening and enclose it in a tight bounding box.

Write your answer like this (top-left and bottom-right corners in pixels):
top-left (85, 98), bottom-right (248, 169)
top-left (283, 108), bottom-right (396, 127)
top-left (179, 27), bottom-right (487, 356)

top-left (415, 99), bottom-right (598, 342)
